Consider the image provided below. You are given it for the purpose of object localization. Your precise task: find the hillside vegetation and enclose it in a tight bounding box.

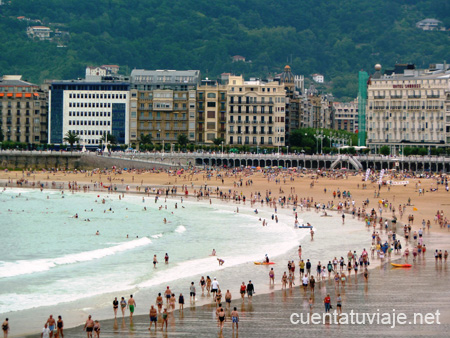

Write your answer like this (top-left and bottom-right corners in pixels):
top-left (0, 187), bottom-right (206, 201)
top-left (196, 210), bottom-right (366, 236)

top-left (0, 0), bottom-right (449, 100)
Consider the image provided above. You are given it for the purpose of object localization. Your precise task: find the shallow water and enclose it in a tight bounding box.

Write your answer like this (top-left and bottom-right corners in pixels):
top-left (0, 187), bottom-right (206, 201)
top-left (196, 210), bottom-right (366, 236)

top-left (2, 188), bottom-right (379, 336)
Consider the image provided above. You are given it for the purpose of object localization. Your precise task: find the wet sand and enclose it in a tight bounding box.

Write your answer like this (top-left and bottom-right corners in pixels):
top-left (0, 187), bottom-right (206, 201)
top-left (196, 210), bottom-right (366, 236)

top-left (24, 232), bottom-right (450, 338)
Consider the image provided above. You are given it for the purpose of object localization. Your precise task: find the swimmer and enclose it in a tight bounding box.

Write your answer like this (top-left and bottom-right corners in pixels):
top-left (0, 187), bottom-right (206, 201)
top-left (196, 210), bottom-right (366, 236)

top-left (95, 230), bottom-right (99, 235)
top-left (211, 249), bottom-right (216, 256)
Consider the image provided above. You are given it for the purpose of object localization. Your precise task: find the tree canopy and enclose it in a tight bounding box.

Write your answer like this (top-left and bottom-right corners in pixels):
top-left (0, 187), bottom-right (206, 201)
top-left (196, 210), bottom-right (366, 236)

top-left (1, 0), bottom-right (449, 99)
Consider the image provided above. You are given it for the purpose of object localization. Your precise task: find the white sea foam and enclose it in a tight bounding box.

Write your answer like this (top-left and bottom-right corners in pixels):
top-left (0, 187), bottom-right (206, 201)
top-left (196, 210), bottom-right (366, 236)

top-left (151, 233), bottom-right (163, 239)
top-left (0, 237), bottom-right (152, 278)
top-left (174, 225), bottom-right (186, 233)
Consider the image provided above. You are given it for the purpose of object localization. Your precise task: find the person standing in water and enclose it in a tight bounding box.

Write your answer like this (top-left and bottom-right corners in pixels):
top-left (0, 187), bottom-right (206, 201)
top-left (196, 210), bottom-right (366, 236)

top-left (153, 255), bottom-right (158, 268)
top-left (2, 319), bottom-right (9, 338)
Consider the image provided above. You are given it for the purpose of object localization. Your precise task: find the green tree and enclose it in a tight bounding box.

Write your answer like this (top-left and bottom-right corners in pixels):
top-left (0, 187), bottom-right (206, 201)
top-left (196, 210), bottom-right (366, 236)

top-left (177, 134), bottom-right (189, 148)
top-left (213, 137), bottom-right (225, 146)
top-left (63, 131), bottom-right (80, 151)
top-left (100, 133), bottom-right (117, 147)
top-left (139, 133), bottom-right (153, 145)
top-left (379, 145), bottom-right (390, 156)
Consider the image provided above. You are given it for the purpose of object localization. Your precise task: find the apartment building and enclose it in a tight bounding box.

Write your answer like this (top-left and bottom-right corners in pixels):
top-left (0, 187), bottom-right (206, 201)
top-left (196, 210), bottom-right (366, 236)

top-left (226, 75), bottom-right (286, 147)
top-left (301, 89), bottom-right (334, 129)
top-left (49, 80), bottom-right (130, 146)
top-left (333, 99), bottom-right (358, 133)
top-left (0, 75), bottom-right (48, 145)
top-left (196, 79), bottom-right (227, 144)
top-left (130, 69), bottom-right (199, 148)
top-left (366, 63), bottom-right (450, 154)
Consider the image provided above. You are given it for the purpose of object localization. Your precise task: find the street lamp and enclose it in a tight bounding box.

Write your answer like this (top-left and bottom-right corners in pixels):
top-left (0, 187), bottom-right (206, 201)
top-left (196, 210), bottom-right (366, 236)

top-left (221, 141), bottom-right (224, 155)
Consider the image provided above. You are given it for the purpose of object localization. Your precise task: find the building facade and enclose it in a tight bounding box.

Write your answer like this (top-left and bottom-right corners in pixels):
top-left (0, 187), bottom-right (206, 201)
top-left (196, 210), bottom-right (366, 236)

top-left (196, 79), bottom-right (227, 144)
top-left (366, 63), bottom-right (450, 154)
top-left (0, 75), bottom-right (48, 145)
top-left (226, 75), bottom-right (286, 147)
top-left (301, 90), bottom-right (334, 129)
top-left (333, 99), bottom-right (358, 133)
top-left (130, 69), bottom-right (199, 148)
top-left (49, 81), bottom-right (130, 146)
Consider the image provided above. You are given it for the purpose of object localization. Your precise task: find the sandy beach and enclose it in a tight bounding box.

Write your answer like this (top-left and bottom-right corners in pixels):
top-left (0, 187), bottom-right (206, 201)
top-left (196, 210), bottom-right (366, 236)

top-left (1, 167), bottom-right (449, 337)
top-left (2, 168), bottom-right (448, 234)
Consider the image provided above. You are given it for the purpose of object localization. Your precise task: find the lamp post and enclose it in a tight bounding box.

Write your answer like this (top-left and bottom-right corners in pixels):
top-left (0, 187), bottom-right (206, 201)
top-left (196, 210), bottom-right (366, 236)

top-left (221, 141), bottom-right (224, 155)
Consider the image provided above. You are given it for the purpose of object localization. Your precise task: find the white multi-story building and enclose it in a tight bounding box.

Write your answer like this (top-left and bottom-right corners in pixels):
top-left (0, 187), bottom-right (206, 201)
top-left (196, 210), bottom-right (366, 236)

top-left (226, 75), bottom-right (286, 147)
top-left (366, 63), bottom-right (450, 154)
top-left (49, 81), bottom-right (130, 147)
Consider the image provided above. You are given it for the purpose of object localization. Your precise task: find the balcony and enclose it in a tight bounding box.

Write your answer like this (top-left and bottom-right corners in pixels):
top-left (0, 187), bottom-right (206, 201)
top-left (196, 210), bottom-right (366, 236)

top-left (374, 96), bottom-right (385, 99)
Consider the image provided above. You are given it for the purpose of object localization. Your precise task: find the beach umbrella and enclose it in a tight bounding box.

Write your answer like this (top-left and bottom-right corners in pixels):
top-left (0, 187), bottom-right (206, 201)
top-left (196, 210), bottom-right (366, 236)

top-left (251, 166), bottom-right (256, 169)
top-left (256, 166), bottom-right (261, 170)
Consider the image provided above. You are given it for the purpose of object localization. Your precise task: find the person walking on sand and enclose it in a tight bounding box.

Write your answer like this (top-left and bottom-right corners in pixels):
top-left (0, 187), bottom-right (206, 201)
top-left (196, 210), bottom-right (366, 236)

top-left (246, 280), bottom-right (255, 301)
top-left (178, 293), bottom-right (185, 310)
top-left (149, 306), bottom-right (158, 331)
top-left (225, 290), bottom-right (232, 308)
top-left (120, 297), bottom-right (126, 317)
top-left (93, 321), bottom-right (100, 338)
top-left (46, 315), bottom-right (56, 338)
top-left (218, 306), bottom-right (226, 332)
top-left (41, 324), bottom-right (50, 338)
top-left (324, 294), bottom-right (331, 313)
top-left (161, 308), bottom-right (168, 331)
top-left (83, 315), bottom-right (94, 338)
top-left (128, 295), bottom-right (136, 318)
top-left (156, 293), bottom-right (163, 313)
top-left (164, 286), bottom-right (172, 304)
top-left (2, 319), bottom-right (9, 338)
top-left (112, 297), bottom-right (119, 318)
top-left (240, 282), bottom-right (246, 300)
top-left (56, 316), bottom-right (64, 338)
top-left (231, 307), bottom-right (239, 331)
top-left (190, 282), bottom-right (196, 302)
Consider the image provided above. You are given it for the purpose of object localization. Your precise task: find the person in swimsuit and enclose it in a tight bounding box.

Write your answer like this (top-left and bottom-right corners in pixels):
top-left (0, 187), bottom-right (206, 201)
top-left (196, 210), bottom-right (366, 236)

top-left (83, 315), bottom-right (94, 338)
top-left (218, 307), bottom-right (226, 331)
top-left (56, 316), bottom-right (64, 338)
top-left (225, 290), bottom-right (232, 308)
top-left (120, 297), bottom-right (126, 317)
top-left (269, 268), bottom-right (275, 285)
top-left (216, 289), bottom-right (222, 306)
top-left (240, 282), bottom-right (246, 300)
top-left (161, 309), bottom-right (168, 331)
top-left (164, 287), bottom-right (172, 304)
top-left (153, 255), bottom-right (158, 268)
top-left (127, 295), bottom-right (136, 318)
top-left (206, 276), bottom-right (212, 295)
top-left (199, 276), bottom-right (206, 294)
top-left (46, 315), bottom-right (56, 338)
top-left (164, 253), bottom-right (169, 264)
top-left (231, 307), bottom-right (239, 331)
top-left (2, 319), bottom-right (9, 338)
top-left (149, 305), bottom-right (158, 331)
top-left (156, 293), bottom-right (163, 313)
top-left (93, 321), bottom-right (100, 338)
top-left (336, 294), bottom-right (342, 314)
top-left (178, 293), bottom-right (185, 310)
top-left (170, 293), bottom-right (176, 311)
top-left (112, 297), bottom-right (119, 318)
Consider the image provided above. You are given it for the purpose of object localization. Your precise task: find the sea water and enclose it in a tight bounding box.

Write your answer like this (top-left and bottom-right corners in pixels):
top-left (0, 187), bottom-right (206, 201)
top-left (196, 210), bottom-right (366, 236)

top-left (0, 188), bottom-right (372, 336)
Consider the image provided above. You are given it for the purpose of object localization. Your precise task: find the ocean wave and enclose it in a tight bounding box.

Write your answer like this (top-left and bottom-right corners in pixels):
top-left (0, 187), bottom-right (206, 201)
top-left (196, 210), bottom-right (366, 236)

top-left (0, 237), bottom-right (152, 278)
top-left (175, 225), bottom-right (186, 233)
top-left (151, 233), bottom-right (163, 239)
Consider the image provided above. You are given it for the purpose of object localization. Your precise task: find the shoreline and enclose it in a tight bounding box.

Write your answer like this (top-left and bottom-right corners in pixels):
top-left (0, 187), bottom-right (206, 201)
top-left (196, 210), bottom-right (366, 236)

top-left (2, 169), bottom-right (449, 336)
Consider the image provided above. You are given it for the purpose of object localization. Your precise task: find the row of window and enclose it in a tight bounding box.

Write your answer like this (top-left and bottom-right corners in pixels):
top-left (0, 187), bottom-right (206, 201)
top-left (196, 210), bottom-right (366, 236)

top-left (68, 111), bottom-right (111, 117)
top-left (68, 120), bottom-right (111, 126)
top-left (69, 129), bottom-right (108, 136)
top-left (229, 136), bottom-right (275, 145)
top-left (68, 102), bottom-right (112, 108)
top-left (1, 109), bottom-right (41, 116)
top-left (229, 106), bottom-right (274, 114)
top-left (69, 93), bottom-right (126, 99)
top-left (230, 87), bottom-right (279, 93)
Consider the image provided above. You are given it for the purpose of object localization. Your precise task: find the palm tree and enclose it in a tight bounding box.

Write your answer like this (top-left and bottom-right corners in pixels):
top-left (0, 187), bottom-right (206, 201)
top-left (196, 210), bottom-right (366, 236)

top-left (63, 131), bottom-right (80, 151)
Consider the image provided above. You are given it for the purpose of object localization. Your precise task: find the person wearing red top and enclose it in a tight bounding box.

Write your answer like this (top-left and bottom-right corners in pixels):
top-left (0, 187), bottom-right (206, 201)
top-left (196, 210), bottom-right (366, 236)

top-left (324, 294), bottom-right (331, 313)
